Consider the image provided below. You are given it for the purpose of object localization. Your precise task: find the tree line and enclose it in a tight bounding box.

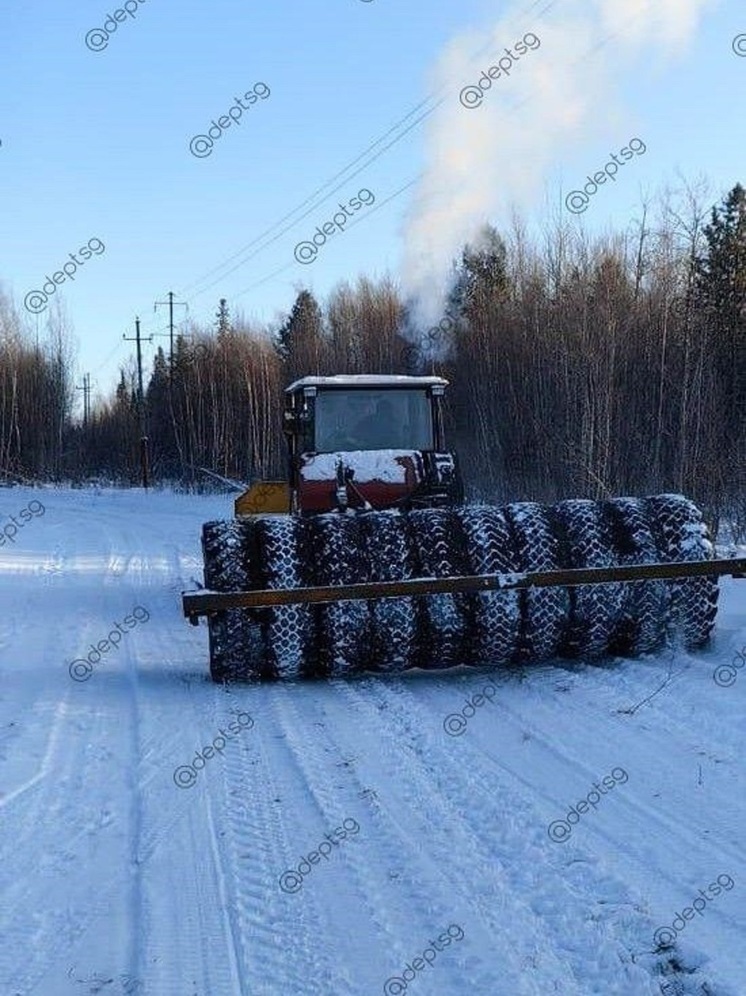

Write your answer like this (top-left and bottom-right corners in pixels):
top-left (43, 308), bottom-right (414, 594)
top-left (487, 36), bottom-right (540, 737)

top-left (1, 182), bottom-right (744, 538)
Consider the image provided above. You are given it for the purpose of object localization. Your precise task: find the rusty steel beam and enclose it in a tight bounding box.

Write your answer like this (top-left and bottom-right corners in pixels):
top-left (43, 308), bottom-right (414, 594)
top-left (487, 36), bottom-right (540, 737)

top-left (182, 557), bottom-right (746, 620)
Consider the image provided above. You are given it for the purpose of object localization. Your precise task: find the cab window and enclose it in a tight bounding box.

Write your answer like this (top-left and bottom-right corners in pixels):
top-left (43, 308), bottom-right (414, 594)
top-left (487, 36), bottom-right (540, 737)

top-left (313, 389), bottom-right (433, 452)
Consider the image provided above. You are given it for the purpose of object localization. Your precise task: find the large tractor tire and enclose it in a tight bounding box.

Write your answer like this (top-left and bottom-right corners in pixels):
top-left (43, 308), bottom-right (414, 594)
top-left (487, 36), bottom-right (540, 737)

top-left (359, 510), bottom-right (419, 673)
top-left (504, 502), bottom-right (569, 663)
top-left (202, 520), bottom-right (265, 682)
top-left (198, 493), bottom-right (720, 681)
top-left (456, 505), bottom-right (521, 667)
top-left (643, 494), bottom-right (719, 649)
top-left (406, 508), bottom-right (473, 670)
top-left (603, 497), bottom-right (668, 656)
top-left (549, 499), bottom-right (626, 659)
top-left (307, 514), bottom-right (373, 677)
top-left (254, 516), bottom-right (314, 680)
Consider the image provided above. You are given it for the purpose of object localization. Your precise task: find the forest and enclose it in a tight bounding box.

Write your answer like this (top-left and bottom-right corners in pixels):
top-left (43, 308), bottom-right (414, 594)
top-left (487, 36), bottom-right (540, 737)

top-left (1, 183), bottom-right (744, 538)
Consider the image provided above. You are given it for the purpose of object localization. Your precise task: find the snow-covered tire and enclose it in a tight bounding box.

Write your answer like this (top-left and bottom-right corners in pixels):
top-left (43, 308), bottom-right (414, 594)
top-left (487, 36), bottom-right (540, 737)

top-left (202, 520), bottom-right (265, 681)
top-left (359, 511), bottom-right (418, 673)
top-left (457, 505), bottom-right (521, 667)
top-left (644, 494), bottom-right (719, 649)
top-left (307, 515), bottom-right (373, 676)
top-left (504, 502), bottom-right (569, 662)
top-left (254, 516), bottom-right (314, 680)
top-left (603, 497), bottom-right (668, 656)
top-left (406, 509), bottom-right (472, 670)
top-left (202, 520), bottom-right (253, 591)
top-left (549, 499), bottom-right (626, 659)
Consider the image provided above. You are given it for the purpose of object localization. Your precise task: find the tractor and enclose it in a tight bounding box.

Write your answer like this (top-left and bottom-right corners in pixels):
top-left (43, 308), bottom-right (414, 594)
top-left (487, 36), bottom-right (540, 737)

top-left (183, 374), bottom-right (745, 682)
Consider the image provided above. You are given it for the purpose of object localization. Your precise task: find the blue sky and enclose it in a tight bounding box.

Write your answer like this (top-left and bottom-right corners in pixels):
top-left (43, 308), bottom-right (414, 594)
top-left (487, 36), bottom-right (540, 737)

top-left (1, 0), bottom-right (744, 410)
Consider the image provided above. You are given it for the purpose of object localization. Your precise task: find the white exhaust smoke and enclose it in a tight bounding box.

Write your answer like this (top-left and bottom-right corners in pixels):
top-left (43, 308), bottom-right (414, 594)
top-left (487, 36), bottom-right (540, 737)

top-left (402, 0), bottom-right (716, 330)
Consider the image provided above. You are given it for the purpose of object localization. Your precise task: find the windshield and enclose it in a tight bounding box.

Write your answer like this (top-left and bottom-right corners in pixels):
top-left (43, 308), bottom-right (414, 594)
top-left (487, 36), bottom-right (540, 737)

top-left (313, 389), bottom-right (433, 452)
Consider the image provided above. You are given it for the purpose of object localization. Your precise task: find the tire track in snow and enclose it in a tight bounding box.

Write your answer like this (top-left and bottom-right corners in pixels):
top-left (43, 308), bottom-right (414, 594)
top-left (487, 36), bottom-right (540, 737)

top-left (132, 676), bottom-right (265, 996)
top-left (0, 526), bottom-right (132, 992)
top-left (203, 685), bottom-right (337, 996)
top-left (0, 509), bottom-right (198, 995)
top-left (268, 686), bottom-right (407, 993)
top-left (280, 677), bottom-right (576, 993)
top-left (368, 669), bottom-right (743, 994)
top-left (328, 676), bottom-right (677, 996)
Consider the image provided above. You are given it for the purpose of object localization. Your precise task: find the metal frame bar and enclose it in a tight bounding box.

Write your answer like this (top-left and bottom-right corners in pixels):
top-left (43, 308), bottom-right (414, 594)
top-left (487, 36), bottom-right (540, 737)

top-left (183, 557), bottom-right (746, 620)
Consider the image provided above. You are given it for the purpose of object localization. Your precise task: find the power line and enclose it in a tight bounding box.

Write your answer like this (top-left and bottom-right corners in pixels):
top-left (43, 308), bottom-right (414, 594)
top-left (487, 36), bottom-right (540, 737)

top-left (181, 100), bottom-right (442, 303)
top-left (229, 177), bottom-right (422, 301)
top-left (93, 0), bottom-right (560, 348)
top-left (75, 373), bottom-right (91, 427)
top-left (178, 0), bottom-right (560, 303)
top-left (154, 290), bottom-right (188, 375)
top-left (122, 317), bottom-right (153, 488)
top-left (189, 0), bottom-right (669, 320)
top-left (178, 95), bottom-right (440, 297)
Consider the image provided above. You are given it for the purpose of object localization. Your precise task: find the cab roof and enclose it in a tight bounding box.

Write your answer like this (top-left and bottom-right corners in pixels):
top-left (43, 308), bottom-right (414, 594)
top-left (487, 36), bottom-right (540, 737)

top-left (285, 374), bottom-right (448, 393)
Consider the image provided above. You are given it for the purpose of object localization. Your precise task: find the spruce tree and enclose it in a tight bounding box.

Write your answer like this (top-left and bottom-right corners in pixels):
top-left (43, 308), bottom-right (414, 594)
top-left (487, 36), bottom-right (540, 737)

top-left (694, 183), bottom-right (746, 495)
top-left (275, 289), bottom-right (324, 378)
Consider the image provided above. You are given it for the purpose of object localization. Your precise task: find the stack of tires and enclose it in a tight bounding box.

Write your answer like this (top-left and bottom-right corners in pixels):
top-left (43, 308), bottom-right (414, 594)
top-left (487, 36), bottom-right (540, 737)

top-left (200, 494), bottom-right (719, 682)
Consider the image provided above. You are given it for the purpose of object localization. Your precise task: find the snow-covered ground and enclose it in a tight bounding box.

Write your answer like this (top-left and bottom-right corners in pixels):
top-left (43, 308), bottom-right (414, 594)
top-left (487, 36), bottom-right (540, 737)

top-left (1, 486), bottom-right (744, 996)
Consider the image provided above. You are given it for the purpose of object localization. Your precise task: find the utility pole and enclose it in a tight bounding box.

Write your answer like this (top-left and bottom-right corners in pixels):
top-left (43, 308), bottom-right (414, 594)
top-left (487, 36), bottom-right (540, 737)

top-left (123, 317), bottom-right (153, 489)
top-left (76, 373), bottom-right (91, 428)
top-left (154, 291), bottom-right (188, 376)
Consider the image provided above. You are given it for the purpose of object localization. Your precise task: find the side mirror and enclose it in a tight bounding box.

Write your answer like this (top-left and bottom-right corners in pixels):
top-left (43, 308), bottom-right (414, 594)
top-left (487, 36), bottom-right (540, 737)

top-left (282, 407), bottom-right (312, 436)
top-left (282, 410), bottom-right (297, 436)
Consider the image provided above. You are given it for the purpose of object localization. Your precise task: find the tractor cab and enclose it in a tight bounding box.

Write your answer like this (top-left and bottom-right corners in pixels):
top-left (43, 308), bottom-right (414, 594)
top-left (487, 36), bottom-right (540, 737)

top-left (283, 375), bottom-right (462, 514)
top-left (285, 375), bottom-right (445, 453)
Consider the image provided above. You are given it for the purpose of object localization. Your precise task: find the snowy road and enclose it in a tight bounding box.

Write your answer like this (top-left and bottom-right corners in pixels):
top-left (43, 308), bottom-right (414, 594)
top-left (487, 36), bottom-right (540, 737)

top-left (1, 487), bottom-right (744, 996)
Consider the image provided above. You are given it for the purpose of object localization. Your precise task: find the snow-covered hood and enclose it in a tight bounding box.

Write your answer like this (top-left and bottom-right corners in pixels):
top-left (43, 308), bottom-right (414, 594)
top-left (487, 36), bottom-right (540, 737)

top-left (299, 450), bottom-right (423, 485)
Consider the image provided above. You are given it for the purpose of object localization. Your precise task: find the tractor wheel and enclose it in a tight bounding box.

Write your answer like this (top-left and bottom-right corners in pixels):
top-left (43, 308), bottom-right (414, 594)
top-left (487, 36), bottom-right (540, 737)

top-left (202, 520), bottom-right (265, 682)
top-left (254, 516), bottom-right (314, 680)
top-left (359, 511), bottom-right (418, 673)
top-left (406, 508), bottom-right (472, 670)
top-left (308, 514), bottom-right (373, 676)
top-left (644, 494), bottom-right (719, 649)
top-left (604, 497), bottom-right (668, 656)
top-left (504, 502), bottom-right (569, 663)
top-left (457, 504), bottom-right (521, 667)
top-left (550, 499), bottom-right (625, 659)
